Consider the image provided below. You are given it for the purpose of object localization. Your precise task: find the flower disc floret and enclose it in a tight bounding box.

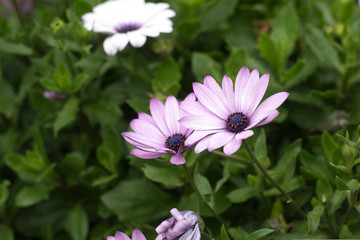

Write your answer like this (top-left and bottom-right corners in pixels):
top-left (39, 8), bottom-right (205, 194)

top-left (166, 134), bottom-right (185, 152)
top-left (226, 112), bottom-right (249, 133)
top-left (115, 22), bottom-right (142, 33)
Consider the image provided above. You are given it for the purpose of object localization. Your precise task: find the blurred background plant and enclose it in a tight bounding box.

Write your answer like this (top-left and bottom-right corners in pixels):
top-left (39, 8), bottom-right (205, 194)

top-left (0, 0), bottom-right (360, 239)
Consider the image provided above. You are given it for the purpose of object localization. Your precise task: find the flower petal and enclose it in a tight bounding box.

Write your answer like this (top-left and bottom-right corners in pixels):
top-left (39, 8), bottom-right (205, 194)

top-left (127, 31), bottom-right (147, 47)
top-left (130, 148), bottom-right (165, 159)
top-left (103, 34), bottom-right (129, 55)
top-left (185, 130), bottom-right (220, 147)
top-left (194, 135), bottom-right (212, 154)
top-left (203, 75), bottom-right (231, 113)
top-left (150, 98), bottom-right (171, 137)
top-left (234, 66), bottom-right (250, 112)
top-left (107, 237), bottom-right (116, 240)
top-left (222, 75), bottom-right (236, 113)
top-left (240, 69), bottom-right (259, 115)
top-left (179, 116), bottom-right (225, 131)
top-left (248, 92), bottom-right (289, 128)
top-left (165, 96), bottom-right (180, 134)
top-left (223, 138), bottom-right (242, 156)
top-left (130, 119), bottom-right (165, 141)
top-left (132, 229), bottom-right (146, 240)
top-left (114, 231), bottom-right (131, 240)
top-left (207, 131), bottom-right (235, 152)
top-left (193, 82), bottom-right (229, 119)
top-left (170, 153), bottom-right (186, 165)
top-left (122, 132), bottom-right (163, 149)
top-left (235, 130), bottom-right (254, 141)
top-left (246, 73), bottom-right (269, 116)
top-left (254, 110), bottom-right (279, 127)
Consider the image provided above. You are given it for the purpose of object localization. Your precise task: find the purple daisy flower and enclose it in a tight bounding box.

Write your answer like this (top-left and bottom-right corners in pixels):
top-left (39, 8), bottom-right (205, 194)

top-left (155, 208), bottom-right (200, 240)
top-left (180, 66), bottom-right (289, 156)
top-left (122, 96), bottom-right (193, 165)
top-left (107, 229), bottom-right (146, 240)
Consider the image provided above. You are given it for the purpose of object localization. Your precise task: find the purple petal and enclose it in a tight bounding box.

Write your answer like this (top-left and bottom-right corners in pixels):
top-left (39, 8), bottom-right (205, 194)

top-left (255, 110), bottom-right (279, 127)
top-left (107, 237), bottom-right (116, 240)
top-left (234, 66), bottom-right (250, 112)
top-left (221, 75), bottom-right (236, 113)
top-left (170, 208), bottom-right (185, 221)
top-left (223, 138), bottom-right (242, 156)
top-left (170, 153), bottom-right (186, 165)
top-left (203, 76), bottom-right (231, 113)
top-left (185, 130), bottom-right (220, 147)
top-left (194, 135), bottom-right (212, 154)
top-left (115, 231), bottom-right (131, 240)
top-left (165, 96), bottom-right (180, 134)
top-left (193, 82), bottom-right (229, 119)
top-left (156, 220), bottom-right (173, 234)
top-left (150, 98), bottom-right (171, 137)
top-left (138, 112), bottom-right (157, 127)
top-left (130, 148), bottom-right (165, 159)
top-left (183, 93), bottom-right (196, 102)
top-left (245, 73), bottom-right (269, 116)
top-left (132, 229), bottom-right (146, 240)
top-left (179, 116), bottom-right (225, 131)
top-left (207, 131), bottom-right (235, 152)
top-left (130, 119), bottom-right (165, 142)
top-left (235, 130), bottom-right (254, 141)
top-left (247, 92), bottom-right (289, 128)
top-left (122, 132), bottom-right (163, 149)
top-left (239, 69), bottom-right (259, 115)
top-left (155, 235), bottom-right (164, 240)
top-left (180, 101), bottom-right (216, 117)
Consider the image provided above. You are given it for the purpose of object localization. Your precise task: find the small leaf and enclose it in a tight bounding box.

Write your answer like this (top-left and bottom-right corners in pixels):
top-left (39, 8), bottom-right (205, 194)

top-left (228, 186), bottom-right (256, 203)
top-left (0, 38), bottom-right (33, 55)
top-left (258, 33), bottom-right (280, 70)
top-left (54, 97), bottom-right (79, 136)
top-left (194, 172), bottom-right (213, 196)
top-left (0, 180), bottom-right (10, 207)
top-left (0, 225), bottom-right (14, 240)
top-left (246, 229), bottom-right (274, 240)
top-left (192, 52), bottom-right (222, 83)
top-left (152, 57), bottom-right (181, 96)
top-left (336, 134), bottom-right (360, 149)
top-left (15, 185), bottom-right (53, 207)
top-left (346, 179), bottom-right (360, 192)
top-left (307, 205), bottom-right (325, 233)
top-left (335, 176), bottom-right (349, 191)
top-left (221, 225), bottom-right (230, 240)
top-left (328, 190), bottom-right (347, 215)
top-left (281, 60), bottom-right (305, 83)
top-left (321, 131), bottom-right (339, 159)
top-left (66, 204), bottom-right (88, 240)
top-left (225, 49), bottom-right (247, 80)
top-left (142, 163), bottom-right (184, 187)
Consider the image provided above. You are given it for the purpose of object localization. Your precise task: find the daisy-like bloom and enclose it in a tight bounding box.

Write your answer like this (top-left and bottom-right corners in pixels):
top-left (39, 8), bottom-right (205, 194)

top-left (122, 96), bottom-right (193, 165)
top-left (180, 66), bottom-right (289, 156)
top-left (82, 0), bottom-right (175, 55)
top-left (156, 208), bottom-right (200, 240)
top-left (107, 229), bottom-right (146, 240)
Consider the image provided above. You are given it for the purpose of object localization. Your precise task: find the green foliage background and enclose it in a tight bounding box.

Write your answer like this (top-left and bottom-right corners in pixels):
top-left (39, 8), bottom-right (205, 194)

top-left (1, 0), bottom-right (360, 239)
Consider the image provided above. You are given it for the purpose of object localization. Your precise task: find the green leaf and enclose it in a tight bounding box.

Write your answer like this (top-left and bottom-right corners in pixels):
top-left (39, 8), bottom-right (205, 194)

top-left (254, 129), bottom-right (267, 158)
top-left (0, 180), bottom-right (10, 207)
top-left (321, 131), bottom-right (339, 159)
top-left (258, 33), bottom-right (280, 71)
top-left (152, 57), bottom-right (181, 96)
top-left (200, 0), bottom-right (238, 31)
top-left (307, 205), bottom-right (325, 233)
top-left (328, 190), bottom-right (347, 215)
top-left (215, 161), bottom-right (230, 192)
top-left (192, 52), bottom-right (222, 83)
top-left (0, 225), bottom-right (14, 240)
top-left (229, 227), bottom-right (249, 239)
top-left (59, 152), bottom-right (85, 184)
top-left (246, 229), bottom-right (274, 240)
top-left (74, 0), bottom-right (93, 16)
top-left (346, 179), bottom-right (360, 192)
top-left (83, 101), bottom-right (122, 126)
top-left (66, 204), bottom-right (88, 240)
top-left (101, 179), bottom-right (170, 222)
top-left (54, 63), bottom-right (71, 90)
top-left (336, 134), bottom-right (360, 149)
top-left (335, 176), bottom-right (348, 191)
top-left (103, 127), bottom-right (122, 160)
top-left (0, 38), bottom-right (33, 55)
top-left (306, 25), bottom-right (343, 73)
top-left (221, 225), bottom-right (230, 240)
top-left (0, 80), bottom-right (15, 118)
top-left (310, 89), bottom-right (343, 99)
top-left (15, 185), bottom-right (53, 207)
top-left (97, 146), bottom-right (116, 172)
top-left (142, 163), bottom-right (184, 187)
top-left (5, 153), bottom-right (39, 175)
top-left (224, 49), bottom-right (247, 80)
top-left (228, 186), bottom-right (256, 203)
top-left (194, 172), bottom-right (213, 196)
top-left (282, 60), bottom-right (305, 83)
top-left (54, 97), bottom-right (79, 136)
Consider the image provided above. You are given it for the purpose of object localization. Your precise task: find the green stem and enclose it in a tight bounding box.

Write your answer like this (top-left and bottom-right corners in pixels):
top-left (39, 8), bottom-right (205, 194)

top-left (324, 207), bottom-right (337, 238)
top-left (213, 150), bottom-right (252, 166)
top-left (343, 191), bottom-right (355, 224)
top-left (243, 140), bottom-right (307, 219)
top-left (182, 164), bottom-right (226, 226)
top-left (10, 0), bottom-right (24, 30)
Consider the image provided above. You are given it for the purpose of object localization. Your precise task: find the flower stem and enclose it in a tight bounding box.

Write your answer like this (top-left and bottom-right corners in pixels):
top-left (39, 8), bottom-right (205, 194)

top-left (243, 140), bottom-right (307, 219)
top-left (182, 164), bottom-right (227, 226)
top-left (213, 150), bottom-right (252, 167)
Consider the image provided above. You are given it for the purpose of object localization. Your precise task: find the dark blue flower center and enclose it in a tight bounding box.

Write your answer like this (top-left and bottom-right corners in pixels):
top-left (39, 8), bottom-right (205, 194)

top-left (165, 134), bottom-right (185, 152)
top-left (226, 112), bottom-right (249, 133)
top-left (115, 22), bottom-right (142, 33)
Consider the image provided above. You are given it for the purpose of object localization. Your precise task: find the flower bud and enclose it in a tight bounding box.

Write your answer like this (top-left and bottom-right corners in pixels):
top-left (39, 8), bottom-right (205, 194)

top-left (107, 229), bottom-right (146, 240)
top-left (156, 208), bottom-right (201, 240)
top-left (342, 143), bottom-right (357, 161)
top-left (43, 91), bottom-right (66, 101)
top-left (50, 18), bottom-right (66, 38)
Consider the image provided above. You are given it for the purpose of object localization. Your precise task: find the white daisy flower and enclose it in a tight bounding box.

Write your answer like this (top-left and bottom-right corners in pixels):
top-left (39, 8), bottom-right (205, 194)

top-left (82, 0), bottom-right (175, 55)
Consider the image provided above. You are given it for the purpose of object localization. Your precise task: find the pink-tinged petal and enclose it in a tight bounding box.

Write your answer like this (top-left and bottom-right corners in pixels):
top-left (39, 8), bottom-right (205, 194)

top-left (185, 130), bottom-right (220, 147)
top-left (107, 236), bottom-right (116, 240)
top-left (165, 96), bottom-right (180, 134)
top-left (170, 208), bottom-right (185, 221)
top-left (246, 73), bottom-right (269, 116)
top-left (130, 148), bottom-right (165, 159)
top-left (156, 220), bottom-right (172, 234)
top-left (222, 75), bottom-right (236, 112)
top-left (235, 66), bottom-right (250, 112)
top-left (194, 136), bottom-right (212, 154)
top-left (223, 138), bottom-right (242, 156)
top-left (179, 116), bottom-right (225, 131)
top-left (240, 69), bottom-right (259, 114)
top-left (235, 130), bottom-right (254, 141)
top-left (254, 110), bottom-right (279, 127)
top-left (155, 235), bottom-right (164, 240)
top-left (127, 31), bottom-right (147, 48)
top-left (132, 229), bottom-right (146, 240)
top-left (122, 132), bottom-right (163, 149)
top-left (183, 93), bottom-right (196, 102)
top-left (138, 112), bottom-right (156, 127)
top-left (248, 92), bottom-right (289, 128)
top-left (130, 119), bottom-right (165, 141)
top-left (150, 98), bottom-right (171, 137)
top-left (207, 131), bottom-right (235, 152)
top-left (180, 101), bottom-right (215, 117)
top-left (193, 82), bottom-right (229, 119)
top-left (170, 153), bottom-right (186, 165)
top-left (115, 231), bottom-right (131, 240)
top-left (203, 76), bottom-right (231, 113)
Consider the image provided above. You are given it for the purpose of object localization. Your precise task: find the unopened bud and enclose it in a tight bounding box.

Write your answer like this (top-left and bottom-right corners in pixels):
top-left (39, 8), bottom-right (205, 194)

top-left (50, 18), bottom-right (66, 38)
top-left (152, 39), bottom-right (174, 56)
top-left (342, 143), bottom-right (357, 160)
top-left (107, 229), bottom-right (146, 240)
top-left (43, 91), bottom-right (66, 101)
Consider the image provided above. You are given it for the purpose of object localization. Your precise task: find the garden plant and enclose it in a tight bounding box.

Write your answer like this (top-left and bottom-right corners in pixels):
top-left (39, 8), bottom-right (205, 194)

top-left (1, 0), bottom-right (360, 239)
